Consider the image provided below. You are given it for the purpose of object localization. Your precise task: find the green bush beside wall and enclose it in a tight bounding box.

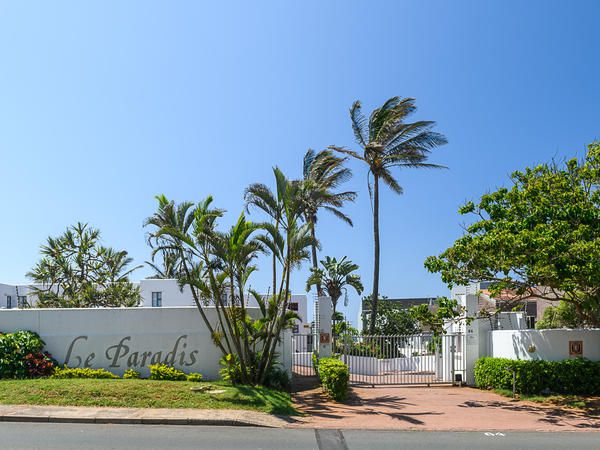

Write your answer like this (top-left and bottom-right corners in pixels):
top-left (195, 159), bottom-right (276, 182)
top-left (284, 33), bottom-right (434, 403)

top-left (148, 363), bottom-right (188, 381)
top-left (474, 357), bottom-right (600, 395)
top-left (51, 367), bottom-right (119, 379)
top-left (0, 330), bottom-right (56, 379)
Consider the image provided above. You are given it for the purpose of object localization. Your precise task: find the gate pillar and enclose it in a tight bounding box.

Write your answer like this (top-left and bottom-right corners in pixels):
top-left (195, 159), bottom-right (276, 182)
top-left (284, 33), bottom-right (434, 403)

top-left (463, 293), bottom-right (481, 385)
top-left (317, 296), bottom-right (333, 358)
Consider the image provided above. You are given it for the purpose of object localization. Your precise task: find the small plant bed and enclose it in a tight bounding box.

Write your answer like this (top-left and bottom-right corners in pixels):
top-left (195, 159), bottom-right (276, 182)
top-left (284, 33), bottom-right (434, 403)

top-left (0, 379), bottom-right (297, 415)
top-left (494, 389), bottom-right (600, 414)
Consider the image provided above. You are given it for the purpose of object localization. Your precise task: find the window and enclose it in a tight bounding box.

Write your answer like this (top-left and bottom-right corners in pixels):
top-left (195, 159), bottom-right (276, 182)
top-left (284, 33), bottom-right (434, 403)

top-left (17, 296), bottom-right (27, 308)
top-left (151, 292), bottom-right (162, 307)
top-left (292, 324), bottom-right (299, 334)
top-left (6, 296), bottom-right (12, 309)
top-left (289, 302), bottom-right (299, 311)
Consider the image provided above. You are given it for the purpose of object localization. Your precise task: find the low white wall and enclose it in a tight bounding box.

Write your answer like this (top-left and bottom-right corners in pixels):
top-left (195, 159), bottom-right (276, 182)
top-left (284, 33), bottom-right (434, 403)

top-left (0, 307), bottom-right (292, 380)
top-left (490, 329), bottom-right (600, 361)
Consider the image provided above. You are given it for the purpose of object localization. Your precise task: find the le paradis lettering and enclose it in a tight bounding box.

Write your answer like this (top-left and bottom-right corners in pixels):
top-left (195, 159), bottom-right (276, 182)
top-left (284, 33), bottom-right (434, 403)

top-left (64, 335), bottom-right (199, 369)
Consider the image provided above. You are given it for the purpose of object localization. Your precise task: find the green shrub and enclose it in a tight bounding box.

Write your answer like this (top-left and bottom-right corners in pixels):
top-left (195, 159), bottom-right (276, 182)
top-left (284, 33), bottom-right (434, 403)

top-left (123, 369), bottom-right (141, 379)
top-left (474, 357), bottom-right (600, 395)
top-left (317, 357), bottom-right (349, 401)
top-left (219, 354), bottom-right (244, 384)
top-left (219, 353), bottom-right (289, 390)
top-left (51, 367), bottom-right (119, 379)
top-left (0, 331), bottom-right (51, 379)
top-left (148, 363), bottom-right (187, 381)
top-left (186, 372), bottom-right (203, 382)
top-left (263, 365), bottom-right (290, 391)
top-left (312, 352), bottom-right (320, 378)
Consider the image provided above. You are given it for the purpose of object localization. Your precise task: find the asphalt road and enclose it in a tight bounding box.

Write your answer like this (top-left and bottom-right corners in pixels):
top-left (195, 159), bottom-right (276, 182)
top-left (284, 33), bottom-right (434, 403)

top-left (0, 423), bottom-right (597, 449)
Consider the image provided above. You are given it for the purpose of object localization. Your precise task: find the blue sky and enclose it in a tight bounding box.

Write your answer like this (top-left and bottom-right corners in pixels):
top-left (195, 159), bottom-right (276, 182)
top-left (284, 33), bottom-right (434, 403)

top-left (0, 1), bottom-right (598, 323)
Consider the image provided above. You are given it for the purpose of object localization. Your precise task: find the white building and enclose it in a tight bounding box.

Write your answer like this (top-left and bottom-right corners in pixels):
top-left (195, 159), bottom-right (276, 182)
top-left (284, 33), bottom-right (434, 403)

top-left (0, 279), bottom-right (311, 335)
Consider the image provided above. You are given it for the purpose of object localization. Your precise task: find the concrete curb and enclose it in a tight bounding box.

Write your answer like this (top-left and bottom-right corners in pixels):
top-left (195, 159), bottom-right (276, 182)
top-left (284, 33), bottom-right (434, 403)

top-left (0, 416), bottom-right (274, 426)
top-left (0, 406), bottom-right (287, 427)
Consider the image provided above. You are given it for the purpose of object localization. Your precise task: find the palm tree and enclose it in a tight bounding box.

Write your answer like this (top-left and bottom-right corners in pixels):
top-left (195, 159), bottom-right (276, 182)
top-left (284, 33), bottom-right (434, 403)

top-left (300, 149), bottom-right (357, 295)
top-left (331, 97), bottom-right (447, 334)
top-left (306, 256), bottom-right (363, 316)
top-left (244, 171), bottom-right (286, 296)
top-left (144, 194), bottom-right (197, 279)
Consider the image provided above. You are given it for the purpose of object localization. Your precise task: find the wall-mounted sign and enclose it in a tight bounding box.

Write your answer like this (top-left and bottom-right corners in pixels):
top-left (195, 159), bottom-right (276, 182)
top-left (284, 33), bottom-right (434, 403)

top-left (569, 340), bottom-right (583, 357)
top-left (319, 332), bottom-right (330, 344)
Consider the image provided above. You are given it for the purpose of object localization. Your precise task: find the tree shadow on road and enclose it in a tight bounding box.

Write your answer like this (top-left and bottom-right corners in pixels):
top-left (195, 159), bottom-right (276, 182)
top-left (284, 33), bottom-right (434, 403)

top-left (459, 399), bottom-right (600, 429)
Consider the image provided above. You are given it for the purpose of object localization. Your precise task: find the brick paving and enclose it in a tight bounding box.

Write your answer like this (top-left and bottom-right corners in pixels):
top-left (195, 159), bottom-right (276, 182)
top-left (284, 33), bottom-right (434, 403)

top-left (288, 380), bottom-right (600, 432)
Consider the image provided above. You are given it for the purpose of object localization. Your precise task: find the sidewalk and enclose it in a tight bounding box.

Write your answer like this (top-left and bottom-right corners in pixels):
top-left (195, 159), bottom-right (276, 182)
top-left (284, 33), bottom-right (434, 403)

top-left (289, 384), bottom-right (600, 432)
top-left (0, 405), bottom-right (289, 427)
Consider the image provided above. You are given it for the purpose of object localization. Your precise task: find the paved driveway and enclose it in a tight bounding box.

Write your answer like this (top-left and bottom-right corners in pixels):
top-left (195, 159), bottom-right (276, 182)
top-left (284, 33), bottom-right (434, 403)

top-left (289, 383), bottom-right (599, 432)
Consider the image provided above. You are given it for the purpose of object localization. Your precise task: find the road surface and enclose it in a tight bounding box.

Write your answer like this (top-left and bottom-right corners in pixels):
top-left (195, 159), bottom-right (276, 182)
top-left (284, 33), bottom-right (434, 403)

top-left (0, 423), bottom-right (597, 449)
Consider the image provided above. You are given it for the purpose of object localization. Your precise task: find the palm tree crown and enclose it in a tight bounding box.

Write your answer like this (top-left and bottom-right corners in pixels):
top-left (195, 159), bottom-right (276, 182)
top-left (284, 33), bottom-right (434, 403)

top-left (306, 256), bottom-right (363, 315)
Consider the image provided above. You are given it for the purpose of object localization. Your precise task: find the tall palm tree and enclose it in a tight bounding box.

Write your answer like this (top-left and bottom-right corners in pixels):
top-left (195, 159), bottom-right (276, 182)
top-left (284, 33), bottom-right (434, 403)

top-left (301, 149), bottom-right (357, 295)
top-left (244, 171), bottom-right (286, 296)
top-left (306, 256), bottom-right (363, 316)
top-left (331, 96), bottom-right (447, 334)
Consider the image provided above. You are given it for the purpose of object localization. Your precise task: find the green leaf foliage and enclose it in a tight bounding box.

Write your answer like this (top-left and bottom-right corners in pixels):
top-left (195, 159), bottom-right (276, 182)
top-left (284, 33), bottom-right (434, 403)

top-left (186, 372), bottom-right (203, 382)
top-left (362, 295), bottom-right (422, 336)
top-left (306, 256), bottom-right (363, 314)
top-left (148, 363), bottom-right (187, 381)
top-left (316, 357), bottom-right (349, 402)
top-left (51, 367), bottom-right (119, 379)
top-left (426, 142), bottom-right (600, 327)
top-left (474, 357), bottom-right (600, 395)
top-left (28, 222), bottom-right (142, 308)
top-left (123, 369), bottom-right (141, 379)
top-left (0, 331), bottom-right (54, 379)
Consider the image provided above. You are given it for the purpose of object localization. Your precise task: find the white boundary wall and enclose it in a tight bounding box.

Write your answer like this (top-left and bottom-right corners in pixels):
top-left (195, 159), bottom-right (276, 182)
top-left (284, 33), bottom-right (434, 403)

top-left (490, 329), bottom-right (600, 361)
top-left (0, 307), bottom-right (292, 380)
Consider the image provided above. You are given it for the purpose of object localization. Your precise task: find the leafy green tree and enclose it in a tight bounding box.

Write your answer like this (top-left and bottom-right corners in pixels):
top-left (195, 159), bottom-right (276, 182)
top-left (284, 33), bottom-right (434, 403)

top-left (536, 301), bottom-right (598, 329)
top-left (300, 149), bottom-right (356, 295)
top-left (27, 222), bottom-right (142, 307)
top-left (410, 297), bottom-right (469, 336)
top-left (362, 295), bottom-right (422, 335)
top-left (332, 311), bottom-right (359, 337)
top-left (331, 97), bottom-right (447, 334)
top-left (306, 256), bottom-right (363, 316)
top-left (426, 142), bottom-right (600, 327)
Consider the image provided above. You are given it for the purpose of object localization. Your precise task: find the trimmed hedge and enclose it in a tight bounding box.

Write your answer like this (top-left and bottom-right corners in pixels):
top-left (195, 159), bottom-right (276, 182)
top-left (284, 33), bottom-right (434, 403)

top-left (148, 363), bottom-right (187, 381)
top-left (186, 372), bottom-right (203, 382)
top-left (51, 367), bottom-right (119, 379)
top-left (474, 357), bottom-right (600, 395)
top-left (123, 369), bottom-right (141, 379)
top-left (317, 357), bottom-right (349, 401)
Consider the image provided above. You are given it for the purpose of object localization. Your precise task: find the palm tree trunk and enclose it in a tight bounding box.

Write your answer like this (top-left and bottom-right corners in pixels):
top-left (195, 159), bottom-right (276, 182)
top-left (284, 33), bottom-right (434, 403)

top-left (272, 252), bottom-right (277, 296)
top-left (369, 175), bottom-right (380, 335)
top-left (310, 220), bottom-right (322, 296)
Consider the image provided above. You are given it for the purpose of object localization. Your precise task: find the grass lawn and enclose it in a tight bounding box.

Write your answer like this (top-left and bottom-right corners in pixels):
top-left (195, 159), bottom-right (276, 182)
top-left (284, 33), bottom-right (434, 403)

top-left (0, 379), bottom-right (297, 416)
top-left (494, 389), bottom-right (600, 414)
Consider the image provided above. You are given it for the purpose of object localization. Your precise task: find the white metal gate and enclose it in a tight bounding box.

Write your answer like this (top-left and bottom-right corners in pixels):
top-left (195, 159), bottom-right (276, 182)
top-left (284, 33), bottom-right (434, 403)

top-left (291, 334), bottom-right (317, 378)
top-left (336, 333), bottom-right (465, 386)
